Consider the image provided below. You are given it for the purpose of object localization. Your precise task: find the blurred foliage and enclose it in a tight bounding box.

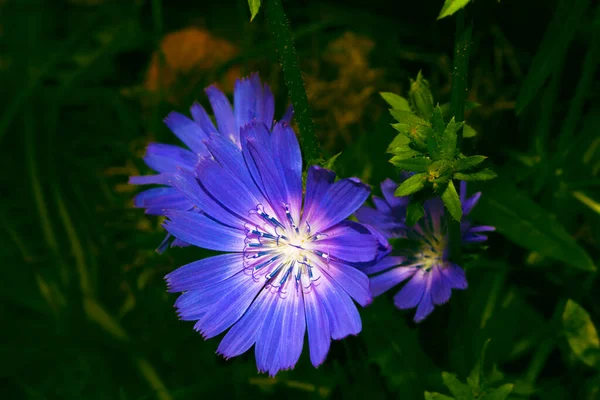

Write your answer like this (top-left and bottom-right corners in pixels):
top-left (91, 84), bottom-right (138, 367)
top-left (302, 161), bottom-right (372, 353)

top-left (1, 0), bottom-right (599, 399)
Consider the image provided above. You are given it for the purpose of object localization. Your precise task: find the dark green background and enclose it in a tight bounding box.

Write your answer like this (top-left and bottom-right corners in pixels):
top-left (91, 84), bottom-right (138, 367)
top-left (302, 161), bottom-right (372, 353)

top-left (1, 0), bottom-right (599, 398)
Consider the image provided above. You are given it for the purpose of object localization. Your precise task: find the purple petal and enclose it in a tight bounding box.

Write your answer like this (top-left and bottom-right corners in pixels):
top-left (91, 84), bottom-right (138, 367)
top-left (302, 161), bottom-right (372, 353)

top-left (271, 121), bottom-right (302, 223)
top-left (304, 289), bottom-right (331, 367)
top-left (164, 111), bottom-right (208, 154)
top-left (163, 210), bottom-right (246, 252)
top-left (361, 255), bottom-right (407, 275)
top-left (190, 103), bottom-right (218, 135)
top-left (133, 187), bottom-right (192, 214)
top-left (373, 196), bottom-right (392, 214)
top-left (393, 269), bottom-right (427, 309)
top-left (280, 104), bottom-right (294, 124)
top-left (195, 272), bottom-right (264, 339)
top-left (315, 222), bottom-right (378, 263)
top-left (381, 178), bottom-right (409, 209)
top-left (430, 265), bottom-right (451, 305)
top-left (171, 169), bottom-right (243, 228)
top-left (165, 253), bottom-right (243, 293)
top-left (217, 287), bottom-right (275, 359)
top-left (173, 271), bottom-right (252, 321)
top-left (203, 133), bottom-right (253, 183)
top-left (355, 206), bottom-right (403, 238)
top-left (255, 290), bottom-right (285, 375)
top-left (370, 265), bottom-right (418, 297)
top-left (196, 158), bottom-right (264, 224)
top-left (462, 192), bottom-right (482, 215)
top-left (244, 137), bottom-right (290, 223)
top-left (318, 275), bottom-right (362, 339)
top-left (277, 287), bottom-right (305, 371)
top-left (467, 225), bottom-right (495, 233)
top-left (460, 180), bottom-right (467, 203)
top-left (441, 263), bottom-right (468, 290)
top-left (310, 177), bottom-right (371, 232)
top-left (143, 143), bottom-right (197, 173)
top-left (324, 260), bottom-right (372, 307)
top-left (302, 166), bottom-right (336, 227)
top-left (262, 83), bottom-right (275, 129)
top-left (414, 271), bottom-right (434, 322)
top-left (129, 173), bottom-right (172, 186)
top-left (205, 85), bottom-right (237, 144)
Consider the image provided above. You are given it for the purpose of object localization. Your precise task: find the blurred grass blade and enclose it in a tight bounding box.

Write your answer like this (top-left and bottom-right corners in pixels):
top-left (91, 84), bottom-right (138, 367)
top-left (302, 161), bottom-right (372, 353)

top-left (572, 191), bottom-right (600, 215)
top-left (248, 0), bottom-right (261, 21)
top-left (557, 5), bottom-right (600, 151)
top-left (438, 0), bottom-right (471, 20)
top-left (515, 0), bottom-right (591, 113)
top-left (470, 177), bottom-right (596, 271)
top-left (563, 300), bottom-right (600, 368)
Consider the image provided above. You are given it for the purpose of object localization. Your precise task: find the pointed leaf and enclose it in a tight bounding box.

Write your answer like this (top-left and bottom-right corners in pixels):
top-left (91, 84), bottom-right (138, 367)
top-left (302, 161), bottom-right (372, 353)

top-left (454, 156), bottom-right (487, 171)
top-left (427, 106), bottom-right (445, 160)
top-left (425, 392), bottom-right (456, 400)
top-left (387, 133), bottom-right (411, 153)
top-left (406, 200), bottom-right (425, 226)
top-left (437, 0), bottom-right (471, 20)
top-left (390, 150), bottom-right (423, 165)
top-left (455, 169), bottom-right (497, 181)
top-left (563, 299), bottom-right (600, 368)
top-left (463, 123), bottom-right (477, 138)
top-left (381, 92), bottom-right (411, 112)
top-left (248, 0), bottom-right (261, 21)
top-left (467, 339), bottom-right (491, 390)
top-left (410, 71), bottom-right (434, 120)
top-left (442, 372), bottom-right (473, 400)
top-left (395, 173), bottom-right (427, 196)
top-left (470, 178), bottom-right (596, 271)
top-left (442, 180), bottom-right (462, 221)
top-left (392, 157), bottom-right (433, 173)
top-left (480, 384), bottom-right (514, 400)
top-left (440, 118), bottom-right (463, 160)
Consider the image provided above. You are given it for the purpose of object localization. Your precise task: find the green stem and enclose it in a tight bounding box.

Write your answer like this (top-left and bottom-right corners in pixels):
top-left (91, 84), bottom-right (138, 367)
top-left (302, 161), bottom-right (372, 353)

top-left (265, 0), bottom-right (320, 164)
top-left (448, 9), bottom-right (473, 260)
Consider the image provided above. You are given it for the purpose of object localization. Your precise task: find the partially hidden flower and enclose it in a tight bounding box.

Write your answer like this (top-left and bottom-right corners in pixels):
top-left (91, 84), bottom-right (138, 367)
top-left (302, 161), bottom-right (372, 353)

top-left (356, 179), bottom-right (494, 322)
top-left (130, 74), bottom-right (387, 376)
top-left (129, 73), bottom-right (290, 252)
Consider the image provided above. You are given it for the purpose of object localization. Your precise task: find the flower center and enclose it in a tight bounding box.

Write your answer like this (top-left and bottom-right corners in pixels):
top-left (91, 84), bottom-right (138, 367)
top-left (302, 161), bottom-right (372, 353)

top-left (242, 204), bottom-right (329, 291)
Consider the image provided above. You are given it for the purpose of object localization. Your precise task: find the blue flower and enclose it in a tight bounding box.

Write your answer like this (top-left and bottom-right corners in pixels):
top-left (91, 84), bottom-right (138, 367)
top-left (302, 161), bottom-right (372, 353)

top-left (129, 73), bottom-right (291, 251)
top-left (131, 74), bottom-right (387, 376)
top-left (356, 179), bottom-right (494, 322)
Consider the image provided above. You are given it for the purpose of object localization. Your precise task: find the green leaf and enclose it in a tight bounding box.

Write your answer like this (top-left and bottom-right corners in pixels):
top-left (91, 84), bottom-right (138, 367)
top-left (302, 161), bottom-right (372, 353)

top-left (442, 180), bottom-right (462, 221)
top-left (387, 133), bottom-right (411, 153)
top-left (455, 169), bottom-right (497, 181)
top-left (409, 71), bottom-right (434, 120)
top-left (470, 178), bottom-right (596, 271)
top-left (437, 0), bottom-right (471, 20)
top-left (427, 106), bottom-right (445, 160)
top-left (390, 150), bottom-right (423, 164)
top-left (391, 157), bottom-right (432, 173)
top-left (467, 339), bottom-right (491, 390)
top-left (406, 200), bottom-right (425, 226)
top-left (463, 123), bottom-right (477, 138)
top-left (440, 117), bottom-right (462, 159)
top-left (480, 384), bottom-right (514, 400)
top-left (441, 372), bottom-right (473, 400)
top-left (572, 191), bottom-right (600, 215)
top-left (390, 111), bottom-right (431, 150)
top-left (395, 173), bottom-right (427, 196)
top-left (454, 155), bottom-right (486, 171)
top-left (380, 92), bottom-right (411, 112)
top-left (248, 0), bottom-right (261, 21)
top-left (425, 392), bottom-right (456, 400)
top-left (323, 152), bottom-right (341, 170)
top-left (515, 0), bottom-right (590, 112)
top-left (563, 299), bottom-right (600, 368)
